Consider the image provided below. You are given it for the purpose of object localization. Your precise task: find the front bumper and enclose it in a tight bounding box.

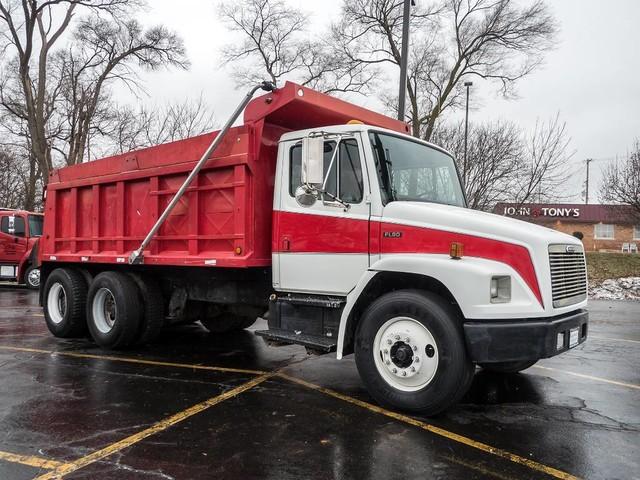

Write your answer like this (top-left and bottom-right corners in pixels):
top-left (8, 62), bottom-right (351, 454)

top-left (463, 309), bottom-right (588, 363)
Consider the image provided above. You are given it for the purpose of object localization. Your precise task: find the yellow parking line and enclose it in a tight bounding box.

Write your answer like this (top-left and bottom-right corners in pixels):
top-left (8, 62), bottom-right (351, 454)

top-left (0, 344), bottom-right (580, 479)
top-left (34, 373), bottom-right (273, 480)
top-left (532, 365), bottom-right (639, 390)
top-left (590, 335), bottom-right (640, 345)
top-left (277, 373), bottom-right (579, 480)
top-left (0, 345), bottom-right (267, 376)
top-left (0, 450), bottom-right (65, 470)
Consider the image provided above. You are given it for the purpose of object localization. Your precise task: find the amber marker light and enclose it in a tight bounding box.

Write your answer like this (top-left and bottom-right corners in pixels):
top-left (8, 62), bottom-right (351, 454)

top-left (235, 246), bottom-right (243, 255)
top-left (450, 242), bottom-right (464, 259)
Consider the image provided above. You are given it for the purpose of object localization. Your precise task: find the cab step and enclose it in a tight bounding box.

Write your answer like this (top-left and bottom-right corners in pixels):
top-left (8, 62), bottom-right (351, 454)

top-left (254, 329), bottom-right (337, 353)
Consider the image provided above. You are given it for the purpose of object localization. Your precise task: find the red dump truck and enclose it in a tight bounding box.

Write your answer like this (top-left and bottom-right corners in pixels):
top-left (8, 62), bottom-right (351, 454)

top-left (39, 81), bottom-right (588, 414)
top-left (0, 208), bottom-right (43, 289)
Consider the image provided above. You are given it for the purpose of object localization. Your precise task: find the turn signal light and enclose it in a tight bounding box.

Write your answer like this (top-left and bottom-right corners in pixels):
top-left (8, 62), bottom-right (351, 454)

top-left (450, 242), bottom-right (464, 259)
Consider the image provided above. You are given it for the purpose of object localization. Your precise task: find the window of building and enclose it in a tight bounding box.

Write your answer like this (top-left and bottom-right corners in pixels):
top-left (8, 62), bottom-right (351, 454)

top-left (594, 223), bottom-right (614, 240)
top-left (634, 225), bottom-right (640, 240)
top-left (289, 138), bottom-right (364, 204)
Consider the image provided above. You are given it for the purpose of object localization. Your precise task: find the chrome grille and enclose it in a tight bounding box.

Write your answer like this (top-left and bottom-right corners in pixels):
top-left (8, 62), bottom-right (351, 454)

top-left (548, 244), bottom-right (587, 308)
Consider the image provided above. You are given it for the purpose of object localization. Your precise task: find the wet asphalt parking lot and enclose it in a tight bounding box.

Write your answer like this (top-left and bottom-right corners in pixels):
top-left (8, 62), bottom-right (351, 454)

top-left (0, 286), bottom-right (638, 480)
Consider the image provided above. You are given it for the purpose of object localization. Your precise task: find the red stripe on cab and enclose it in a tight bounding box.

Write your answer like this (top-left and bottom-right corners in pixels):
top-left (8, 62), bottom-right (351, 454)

top-left (273, 211), bottom-right (542, 306)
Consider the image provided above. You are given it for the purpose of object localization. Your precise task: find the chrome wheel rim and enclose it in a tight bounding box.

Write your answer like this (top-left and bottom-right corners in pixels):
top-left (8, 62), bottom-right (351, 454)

top-left (92, 288), bottom-right (117, 334)
top-left (373, 316), bottom-right (439, 392)
top-left (47, 282), bottom-right (66, 324)
top-left (27, 268), bottom-right (40, 288)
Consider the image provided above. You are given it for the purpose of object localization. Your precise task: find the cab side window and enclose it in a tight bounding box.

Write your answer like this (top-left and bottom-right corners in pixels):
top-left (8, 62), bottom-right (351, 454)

top-left (289, 138), bottom-right (364, 204)
top-left (0, 216), bottom-right (25, 237)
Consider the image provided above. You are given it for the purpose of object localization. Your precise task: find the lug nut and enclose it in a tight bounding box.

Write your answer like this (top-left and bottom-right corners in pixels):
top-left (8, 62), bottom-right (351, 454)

top-left (383, 349), bottom-right (389, 354)
top-left (410, 366), bottom-right (416, 372)
top-left (395, 335), bottom-right (400, 340)
top-left (412, 345), bottom-right (417, 351)
top-left (392, 368), bottom-right (397, 374)
top-left (387, 339), bottom-right (393, 345)
top-left (385, 360), bottom-right (391, 365)
top-left (414, 357), bottom-right (420, 363)
top-left (402, 370), bottom-right (407, 376)
top-left (405, 337), bottom-right (410, 343)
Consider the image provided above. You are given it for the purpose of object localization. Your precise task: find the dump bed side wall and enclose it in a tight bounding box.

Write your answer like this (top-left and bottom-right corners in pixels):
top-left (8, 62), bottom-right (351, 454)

top-left (41, 125), bottom-right (273, 268)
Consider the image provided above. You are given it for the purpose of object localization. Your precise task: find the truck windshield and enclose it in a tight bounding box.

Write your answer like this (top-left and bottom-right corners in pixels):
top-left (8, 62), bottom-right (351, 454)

top-left (28, 215), bottom-right (43, 237)
top-left (369, 131), bottom-right (466, 207)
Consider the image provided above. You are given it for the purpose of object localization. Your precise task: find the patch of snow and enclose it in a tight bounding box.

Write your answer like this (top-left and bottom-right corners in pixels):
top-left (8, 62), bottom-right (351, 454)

top-left (589, 277), bottom-right (640, 301)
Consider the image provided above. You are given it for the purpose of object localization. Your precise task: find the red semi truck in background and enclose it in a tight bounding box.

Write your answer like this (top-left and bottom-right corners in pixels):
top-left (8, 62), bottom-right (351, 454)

top-left (38, 82), bottom-right (588, 414)
top-left (0, 208), bottom-right (43, 289)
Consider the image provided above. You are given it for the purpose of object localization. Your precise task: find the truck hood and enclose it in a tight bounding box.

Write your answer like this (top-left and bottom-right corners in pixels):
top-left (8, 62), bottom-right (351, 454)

top-left (382, 201), bottom-right (582, 249)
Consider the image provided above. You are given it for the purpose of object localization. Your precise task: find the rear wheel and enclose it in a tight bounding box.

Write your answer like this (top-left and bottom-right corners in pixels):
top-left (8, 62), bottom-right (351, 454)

top-left (43, 268), bottom-right (88, 338)
top-left (355, 290), bottom-right (473, 415)
top-left (480, 360), bottom-right (538, 373)
top-left (24, 266), bottom-right (40, 290)
top-left (87, 271), bottom-right (142, 349)
top-left (129, 274), bottom-right (165, 345)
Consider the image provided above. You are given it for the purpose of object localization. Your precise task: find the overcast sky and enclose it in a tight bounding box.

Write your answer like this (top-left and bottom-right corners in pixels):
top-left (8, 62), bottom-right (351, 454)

top-left (129, 0), bottom-right (640, 203)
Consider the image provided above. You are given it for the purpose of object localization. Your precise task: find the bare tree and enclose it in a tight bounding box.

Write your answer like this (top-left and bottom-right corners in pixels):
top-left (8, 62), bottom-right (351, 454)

top-left (0, 0), bottom-right (132, 180)
top-left (433, 120), bottom-right (522, 210)
top-left (0, 96), bottom-right (41, 210)
top-left (0, 0), bottom-right (188, 209)
top-left (332, 0), bottom-right (557, 139)
top-left (53, 16), bottom-right (188, 166)
top-left (433, 114), bottom-right (571, 210)
top-left (600, 140), bottom-right (640, 214)
top-left (219, 0), bottom-right (373, 94)
top-left (0, 148), bottom-right (27, 208)
top-left (105, 96), bottom-right (216, 154)
top-left (513, 115), bottom-right (573, 205)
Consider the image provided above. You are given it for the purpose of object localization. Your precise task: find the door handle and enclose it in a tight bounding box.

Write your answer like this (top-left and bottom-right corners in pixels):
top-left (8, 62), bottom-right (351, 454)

top-left (282, 238), bottom-right (290, 251)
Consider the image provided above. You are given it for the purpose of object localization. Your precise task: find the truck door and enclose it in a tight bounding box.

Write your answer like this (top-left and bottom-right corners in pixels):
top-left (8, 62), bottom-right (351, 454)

top-left (275, 134), bottom-right (370, 295)
top-left (0, 214), bottom-right (28, 280)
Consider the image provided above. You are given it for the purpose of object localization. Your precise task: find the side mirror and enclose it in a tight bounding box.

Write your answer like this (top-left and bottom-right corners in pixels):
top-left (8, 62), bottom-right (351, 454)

top-left (294, 185), bottom-right (319, 207)
top-left (301, 136), bottom-right (324, 186)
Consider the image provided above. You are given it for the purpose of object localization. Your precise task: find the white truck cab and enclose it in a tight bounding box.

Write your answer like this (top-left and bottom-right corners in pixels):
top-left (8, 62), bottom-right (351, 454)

top-left (260, 123), bottom-right (588, 414)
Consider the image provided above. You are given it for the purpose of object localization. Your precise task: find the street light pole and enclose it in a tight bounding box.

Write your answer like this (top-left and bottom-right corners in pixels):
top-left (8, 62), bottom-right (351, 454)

top-left (397, 0), bottom-right (413, 121)
top-left (585, 158), bottom-right (593, 204)
top-left (463, 81), bottom-right (473, 178)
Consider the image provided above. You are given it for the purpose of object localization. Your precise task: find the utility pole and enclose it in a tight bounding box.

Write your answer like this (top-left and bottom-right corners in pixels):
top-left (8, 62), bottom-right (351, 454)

top-left (397, 0), bottom-right (413, 121)
top-left (585, 158), bottom-right (593, 204)
top-left (463, 81), bottom-right (473, 178)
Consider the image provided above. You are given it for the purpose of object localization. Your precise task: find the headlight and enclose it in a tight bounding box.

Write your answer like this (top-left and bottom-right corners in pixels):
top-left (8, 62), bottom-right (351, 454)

top-left (490, 276), bottom-right (511, 303)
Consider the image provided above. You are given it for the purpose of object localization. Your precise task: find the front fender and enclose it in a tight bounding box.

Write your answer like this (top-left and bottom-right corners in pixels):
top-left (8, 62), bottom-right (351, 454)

top-left (336, 253), bottom-right (544, 359)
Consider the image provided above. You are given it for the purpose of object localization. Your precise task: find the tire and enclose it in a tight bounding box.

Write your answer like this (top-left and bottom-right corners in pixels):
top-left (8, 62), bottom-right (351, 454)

top-left (24, 266), bottom-right (40, 290)
top-left (480, 360), bottom-right (538, 373)
top-left (87, 271), bottom-right (142, 349)
top-left (43, 268), bottom-right (88, 338)
top-left (201, 312), bottom-right (256, 333)
top-left (129, 274), bottom-right (165, 345)
top-left (354, 290), bottom-right (474, 415)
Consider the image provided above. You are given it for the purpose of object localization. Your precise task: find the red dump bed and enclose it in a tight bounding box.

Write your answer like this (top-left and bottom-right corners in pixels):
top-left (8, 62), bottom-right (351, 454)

top-left (40, 82), bottom-right (408, 268)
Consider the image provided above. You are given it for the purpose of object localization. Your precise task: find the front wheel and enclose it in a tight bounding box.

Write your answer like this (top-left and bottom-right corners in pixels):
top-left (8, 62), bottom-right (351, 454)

top-left (355, 290), bottom-right (473, 415)
top-left (24, 266), bottom-right (40, 290)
